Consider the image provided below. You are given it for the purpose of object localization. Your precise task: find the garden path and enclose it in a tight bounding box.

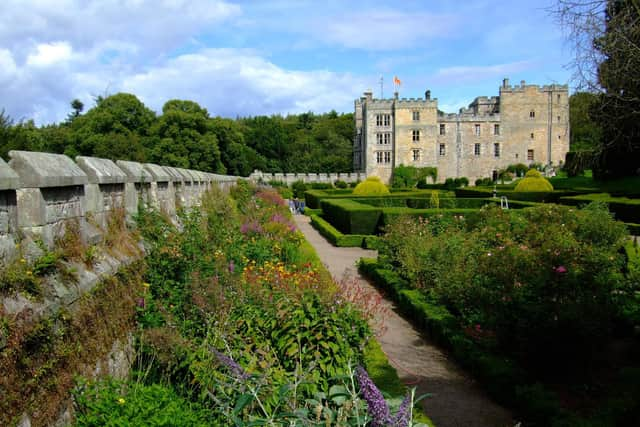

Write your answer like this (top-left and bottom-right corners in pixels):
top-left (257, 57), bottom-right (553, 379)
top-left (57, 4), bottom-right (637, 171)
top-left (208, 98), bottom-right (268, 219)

top-left (293, 215), bottom-right (514, 427)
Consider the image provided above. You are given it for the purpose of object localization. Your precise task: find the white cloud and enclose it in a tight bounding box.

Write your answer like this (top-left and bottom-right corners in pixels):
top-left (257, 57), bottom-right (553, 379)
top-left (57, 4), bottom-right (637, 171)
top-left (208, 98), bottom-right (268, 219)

top-left (0, 49), bottom-right (17, 83)
top-left (121, 49), bottom-right (366, 117)
top-left (312, 9), bottom-right (458, 50)
top-left (26, 42), bottom-right (73, 67)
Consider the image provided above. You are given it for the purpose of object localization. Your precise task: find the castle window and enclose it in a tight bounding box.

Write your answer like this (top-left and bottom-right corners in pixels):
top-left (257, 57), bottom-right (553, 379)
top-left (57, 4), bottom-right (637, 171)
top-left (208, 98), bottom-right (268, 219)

top-left (412, 111), bottom-right (420, 121)
top-left (529, 111), bottom-right (535, 118)
top-left (494, 143), bottom-right (500, 158)
top-left (527, 149), bottom-right (534, 161)
top-left (557, 94), bottom-right (561, 102)
top-left (384, 151), bottom-right (391, 163)
top-left (412, 130), bottom-right (420, 142)
top-left (530, 132), bottom-right (534, 139)
top-left (557, 115), bottom-right (561, 122)
top-left (376, 151), bottom-right (383, 163)
top-left (439, 124), bottom-right (446, 135)
top-left (474, 143), bottom-right (481, 156)
top-left (376, 133), bottom-right (391, 144)
top-left (494, 124), bottom-right (500, 135)
top-left (412, 149), bottom-right (420, 162)
top-left (376, 114), bottom-right (391, 127)
top-left (439, 144), bottom-right (446, 156)
top-left (475, 124), bottom-right (481, 136)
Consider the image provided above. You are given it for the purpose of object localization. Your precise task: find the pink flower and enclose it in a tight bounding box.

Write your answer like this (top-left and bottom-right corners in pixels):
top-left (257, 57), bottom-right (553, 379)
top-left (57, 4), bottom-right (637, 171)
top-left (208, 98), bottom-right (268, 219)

top-left (554, 265), bottom-right (568, 274)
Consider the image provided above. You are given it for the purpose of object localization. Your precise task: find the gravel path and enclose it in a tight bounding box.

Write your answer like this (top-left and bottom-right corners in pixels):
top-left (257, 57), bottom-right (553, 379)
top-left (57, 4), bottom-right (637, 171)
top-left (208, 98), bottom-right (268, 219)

top-left (294, 215), bottom-right (514, 427)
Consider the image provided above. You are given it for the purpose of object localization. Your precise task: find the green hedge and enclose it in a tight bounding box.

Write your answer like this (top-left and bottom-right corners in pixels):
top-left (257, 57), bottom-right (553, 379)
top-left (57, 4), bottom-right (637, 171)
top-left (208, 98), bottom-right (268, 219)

top-left (309, 214), bottom-right (367, 247)
top-left (320, 199), bottom-right (382, 235)
top-left (558, 193), bottom-right (640, 224)
top-left (358, 258), bottom-right (559, 424)
top-left (305, 189), bottom-right (453, 209)
top-left (381, 208), bottom-right (480, 229)
top-left (303, 208), bottom-right (322, 217)
top-left (455, 187), bottom-right (581, 203)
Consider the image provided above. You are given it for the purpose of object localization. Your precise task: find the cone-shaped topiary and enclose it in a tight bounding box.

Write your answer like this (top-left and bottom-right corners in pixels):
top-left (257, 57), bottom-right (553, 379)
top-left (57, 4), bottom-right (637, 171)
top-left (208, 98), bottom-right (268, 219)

top-left (353, 176), bottom-right (391, 196)
top-left (514, 169), bottom-right (554, 192)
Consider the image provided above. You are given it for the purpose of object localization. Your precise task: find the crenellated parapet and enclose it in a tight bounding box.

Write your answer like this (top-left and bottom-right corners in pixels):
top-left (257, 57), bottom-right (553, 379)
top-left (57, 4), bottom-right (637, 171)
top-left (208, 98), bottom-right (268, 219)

top-left (249, 170), bottom-right (366, 185)
top-left (0, 151), bottom-right (241, 264)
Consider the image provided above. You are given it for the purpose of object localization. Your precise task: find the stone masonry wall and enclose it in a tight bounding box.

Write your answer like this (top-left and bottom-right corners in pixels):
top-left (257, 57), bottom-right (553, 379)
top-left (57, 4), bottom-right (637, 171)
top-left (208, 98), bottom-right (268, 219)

top-left (0, 151), bottom-right (240, 265)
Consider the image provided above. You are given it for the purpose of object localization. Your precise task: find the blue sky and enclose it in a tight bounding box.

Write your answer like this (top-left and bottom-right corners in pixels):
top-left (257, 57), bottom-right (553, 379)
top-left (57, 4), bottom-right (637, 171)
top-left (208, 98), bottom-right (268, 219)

top-left (0, 0), bottom-right (572, 125)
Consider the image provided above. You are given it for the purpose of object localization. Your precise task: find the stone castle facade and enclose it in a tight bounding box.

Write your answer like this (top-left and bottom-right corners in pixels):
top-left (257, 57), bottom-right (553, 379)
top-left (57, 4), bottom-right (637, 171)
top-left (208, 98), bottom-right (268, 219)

top-left (353, 78), bottom-right (570, 183)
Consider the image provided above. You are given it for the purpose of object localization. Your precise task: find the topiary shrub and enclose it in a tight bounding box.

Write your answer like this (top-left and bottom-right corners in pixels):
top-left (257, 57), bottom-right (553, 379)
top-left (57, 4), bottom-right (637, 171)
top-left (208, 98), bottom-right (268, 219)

top-left (353, 176), bottom-right (390, 196)
top-left (514, 169), bottom-right (554, 192)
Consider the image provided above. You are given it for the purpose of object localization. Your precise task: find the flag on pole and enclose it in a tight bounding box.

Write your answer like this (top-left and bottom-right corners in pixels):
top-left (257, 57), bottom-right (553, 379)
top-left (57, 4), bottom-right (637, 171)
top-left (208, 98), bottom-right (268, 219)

top-left (394, 76), bottom-right (401, 86)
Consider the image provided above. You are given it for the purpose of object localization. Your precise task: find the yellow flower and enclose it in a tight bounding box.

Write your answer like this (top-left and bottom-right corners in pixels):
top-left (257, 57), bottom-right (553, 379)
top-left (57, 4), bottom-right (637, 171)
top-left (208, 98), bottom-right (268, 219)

top-left (117, 398), bottom-right (125, 405)
top-left (20, 258), bottom-right (26, 264)
top-left (26, 271), bottom-right (33, 276)
top-left (143, 282), bottom-right (151, 288)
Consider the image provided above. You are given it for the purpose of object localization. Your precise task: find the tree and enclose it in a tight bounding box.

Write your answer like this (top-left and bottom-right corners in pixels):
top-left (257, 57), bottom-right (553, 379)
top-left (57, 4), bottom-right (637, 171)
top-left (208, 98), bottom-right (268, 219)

top-left (569, 92), bottom-right (602, 151)
top-left (149, 100), bottom-right (224, 172)
top-left (68, 99), bottom-right (84, 121)
top-left (553, 0), bottom-right (640, 177)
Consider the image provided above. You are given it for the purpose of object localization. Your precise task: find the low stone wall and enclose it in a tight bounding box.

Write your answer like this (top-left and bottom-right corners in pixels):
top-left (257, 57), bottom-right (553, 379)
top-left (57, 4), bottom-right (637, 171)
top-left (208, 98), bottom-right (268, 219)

top-left (0, 151), bottom-right (240, 264)
top-left (249, 170), bottom-right (366, 185)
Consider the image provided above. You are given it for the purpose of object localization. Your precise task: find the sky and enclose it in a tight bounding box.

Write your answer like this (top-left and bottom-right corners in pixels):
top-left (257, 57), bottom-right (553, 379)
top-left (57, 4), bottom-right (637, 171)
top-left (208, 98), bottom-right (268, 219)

top-left (0, 0), bottom-right (573, 125)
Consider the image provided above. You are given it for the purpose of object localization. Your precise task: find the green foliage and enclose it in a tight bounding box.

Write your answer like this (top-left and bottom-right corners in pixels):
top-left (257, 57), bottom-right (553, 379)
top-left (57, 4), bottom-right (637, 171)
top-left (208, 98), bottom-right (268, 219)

top-left (514, 169), bottom-right (554, 192)
top-left (564, 150), bottom-right (597, 177)
top-left (353, 176), bottom-right (390, 196)
top-left (559, 193), bottom-right (640, 223)
top-left (291, 180), bottom-right (308, 199)
top-left (320, 199), bottom-right (382, 235)
top-left (380, 203), bottom-right (629, 377)
top-left (73, 379), bottom-right (213, 426)
top-left (570, 92), bottom-right (602, 152)
top-left (334, 179), bottom-right (348, 188)
top-left (310, 214), bottom-right (367, 247)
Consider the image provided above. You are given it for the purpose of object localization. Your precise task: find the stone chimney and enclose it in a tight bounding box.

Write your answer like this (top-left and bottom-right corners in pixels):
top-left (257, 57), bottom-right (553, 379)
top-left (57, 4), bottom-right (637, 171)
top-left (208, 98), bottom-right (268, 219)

top-left (520, 80), bottom-right (526, 87)
top-left (502, 78), bottom-right (509, 88)
top-left (425, 90), bottom-right (431, 100)
top-left (394, 91), bottom-right (399, 100)
top-left (364, 90), bottom-right (373, 101)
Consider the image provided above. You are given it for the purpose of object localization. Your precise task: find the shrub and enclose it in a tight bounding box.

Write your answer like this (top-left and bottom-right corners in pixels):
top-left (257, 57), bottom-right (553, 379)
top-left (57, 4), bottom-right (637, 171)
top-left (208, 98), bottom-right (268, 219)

top-left (334, 179), bottom-right (348, 188)
top-left (291, 180), bottom-right (308, 199)
top-left (353, 176), bottom-right (391, 196)
top-left (514, 169), bottom-right (554, 192)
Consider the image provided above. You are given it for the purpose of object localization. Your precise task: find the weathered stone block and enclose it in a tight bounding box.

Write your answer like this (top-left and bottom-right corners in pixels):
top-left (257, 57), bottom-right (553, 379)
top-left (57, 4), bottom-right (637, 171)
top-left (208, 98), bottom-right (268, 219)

top-left (116, 160), bottom-right (152, 183)
top-left (9, 151), bottom-right (87, 188)
top-left (0, 157), bottom-right (19, 190)
top-left (76, 156), bottom-right (127, 185)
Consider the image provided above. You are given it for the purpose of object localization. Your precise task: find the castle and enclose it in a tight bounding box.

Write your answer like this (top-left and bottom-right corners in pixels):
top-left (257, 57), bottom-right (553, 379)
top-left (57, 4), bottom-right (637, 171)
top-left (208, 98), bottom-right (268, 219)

top-left (353, 78), bottom-right (570, 183)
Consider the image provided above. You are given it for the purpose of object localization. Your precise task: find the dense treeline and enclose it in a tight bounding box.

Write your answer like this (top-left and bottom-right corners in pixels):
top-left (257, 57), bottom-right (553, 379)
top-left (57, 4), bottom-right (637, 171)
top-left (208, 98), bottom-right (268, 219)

top-left (0, 93), bottom-right (354, 176)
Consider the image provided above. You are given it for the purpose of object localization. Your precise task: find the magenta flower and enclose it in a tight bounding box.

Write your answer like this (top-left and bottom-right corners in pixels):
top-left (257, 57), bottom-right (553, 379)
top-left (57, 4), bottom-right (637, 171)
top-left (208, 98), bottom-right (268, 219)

top-left (228, 260), bottom-right (235, 273)
top-left (554, 265), bottom-right (568, 274)
top-left (136, 297), bottom-right (145, 308)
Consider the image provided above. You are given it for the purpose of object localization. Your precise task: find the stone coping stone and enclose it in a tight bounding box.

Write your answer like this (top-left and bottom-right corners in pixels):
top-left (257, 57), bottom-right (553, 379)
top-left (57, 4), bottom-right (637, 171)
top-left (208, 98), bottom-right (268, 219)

top-left (163, 166), bottom-right (184, 182)
top-left (176, 168), bottom-right (195, 182)
top-left (188, 169), bottom-right (206, 182)
top-left (9, 151), bottom-right (88, 188)
top-left (76, 156), bottom-right (127, 185)
top-left (0, 157), bottom-right (20, 190)
top-left (143, 163), bottom-right (172, 182)
top-left (116, 160), bottom-right (152, 183)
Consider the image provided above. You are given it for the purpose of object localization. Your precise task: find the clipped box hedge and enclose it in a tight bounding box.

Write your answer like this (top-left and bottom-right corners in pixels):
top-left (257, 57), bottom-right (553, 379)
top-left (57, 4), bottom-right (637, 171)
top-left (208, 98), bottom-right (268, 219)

top-left (309, 214), bottom-right (367, 247)
top-left (558, 193), bottom-right (640, 224)
top-left (455, 187), bottom-right (581, 203)
top-left (320, 199), bottom-right (382, 235)
top-left (305, 189), bottom-right (453, 209)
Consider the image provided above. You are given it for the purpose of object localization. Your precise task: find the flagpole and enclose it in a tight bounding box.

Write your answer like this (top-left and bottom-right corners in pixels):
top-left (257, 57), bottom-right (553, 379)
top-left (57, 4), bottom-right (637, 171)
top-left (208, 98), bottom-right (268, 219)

top-left (380, 76), bottom-right (384, 99)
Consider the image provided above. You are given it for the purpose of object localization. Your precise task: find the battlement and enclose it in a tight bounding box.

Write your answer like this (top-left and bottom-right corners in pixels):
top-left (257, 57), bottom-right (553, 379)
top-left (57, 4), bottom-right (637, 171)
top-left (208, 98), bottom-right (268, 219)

top-left (499, 78), bottom-right (568, 94)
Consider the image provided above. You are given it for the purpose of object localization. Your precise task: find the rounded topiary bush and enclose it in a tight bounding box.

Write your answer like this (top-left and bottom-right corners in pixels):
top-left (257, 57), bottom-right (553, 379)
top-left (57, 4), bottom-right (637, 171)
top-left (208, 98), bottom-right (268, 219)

top-left (514, 169), bottom-right (554, 192)
top-left (353, 176), bottom-right (390, 196)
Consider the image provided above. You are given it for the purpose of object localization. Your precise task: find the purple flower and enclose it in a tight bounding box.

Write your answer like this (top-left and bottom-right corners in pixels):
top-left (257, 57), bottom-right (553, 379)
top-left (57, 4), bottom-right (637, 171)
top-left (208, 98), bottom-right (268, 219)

top-left (356, 366), bottom-right (391, 426)
top-left (240, 221), bottom-right (263, 234)
top-left (210, 347), bottom-right (249, 380)
top-left (136, 297), bottom-right (145, 308)
top-left (228, 260), bottom-right (235, 273)
top-left (391, 393), bottom-right (411, 427)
